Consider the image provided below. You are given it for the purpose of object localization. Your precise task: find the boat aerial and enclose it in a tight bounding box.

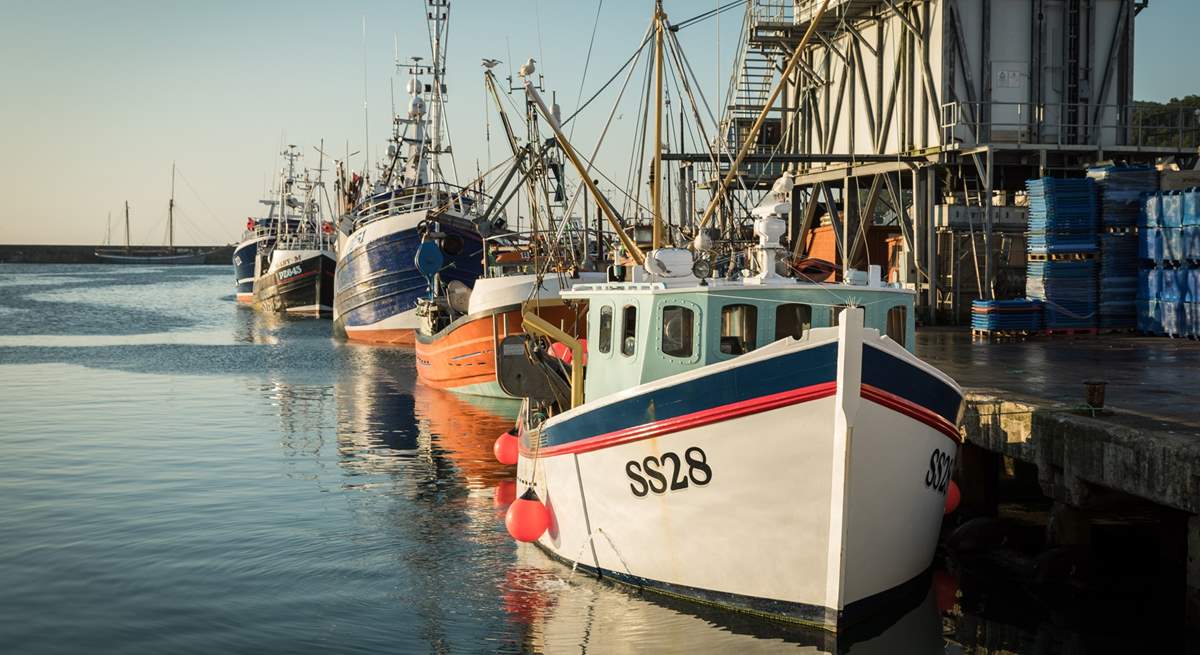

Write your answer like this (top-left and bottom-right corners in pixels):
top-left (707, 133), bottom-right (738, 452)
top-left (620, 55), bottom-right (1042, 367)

top-left (494, 0), bottom-right (965, 632)
top-left (250, 145), bottom-right (338, 317)
top-left (333, 0), bottom-right (484, 345)
top-left (95, 163), bottom-right (214, 264)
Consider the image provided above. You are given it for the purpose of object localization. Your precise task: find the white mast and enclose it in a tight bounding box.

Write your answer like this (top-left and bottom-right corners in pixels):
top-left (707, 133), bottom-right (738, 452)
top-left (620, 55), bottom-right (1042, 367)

top-left (426, 0), bottom-right (449, 183)
top-left (168, 162), bottom-right (176, 251)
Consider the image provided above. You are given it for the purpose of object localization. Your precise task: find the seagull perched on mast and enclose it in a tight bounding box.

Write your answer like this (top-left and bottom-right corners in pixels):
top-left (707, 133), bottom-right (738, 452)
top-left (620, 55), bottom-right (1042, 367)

top-left (481, 58), bottom-right (501, 69)
top-left (518, 57), bottom-right (537, 77)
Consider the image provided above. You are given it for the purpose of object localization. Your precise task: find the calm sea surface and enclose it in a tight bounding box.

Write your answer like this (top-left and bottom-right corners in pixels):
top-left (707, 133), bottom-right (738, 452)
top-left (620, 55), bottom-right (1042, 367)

top-left (0, 264), bottom-right (1183, 653)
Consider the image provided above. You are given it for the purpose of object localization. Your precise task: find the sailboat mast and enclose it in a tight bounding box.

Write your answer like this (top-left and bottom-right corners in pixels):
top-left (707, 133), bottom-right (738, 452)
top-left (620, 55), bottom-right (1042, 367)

top-left (168, 162), bottom-right (176, 252)
top-left (124, 201), bottom-right (131, 252)
top-left (652, 1), bottom-right (665, 250)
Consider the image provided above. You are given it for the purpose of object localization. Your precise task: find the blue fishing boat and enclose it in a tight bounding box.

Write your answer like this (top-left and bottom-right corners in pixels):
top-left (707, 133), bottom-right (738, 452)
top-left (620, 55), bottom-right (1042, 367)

top-left (232, 202), bottom-right (280, 304)
top-left (333, 2), bottom-right (484, 344)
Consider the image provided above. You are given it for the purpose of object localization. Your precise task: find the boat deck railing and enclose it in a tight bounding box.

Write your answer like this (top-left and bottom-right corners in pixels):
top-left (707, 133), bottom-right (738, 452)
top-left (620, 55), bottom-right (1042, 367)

top-left (352, 182), bottom-right (490, 231)
top-left (274, 231), bottom-right (334, 253)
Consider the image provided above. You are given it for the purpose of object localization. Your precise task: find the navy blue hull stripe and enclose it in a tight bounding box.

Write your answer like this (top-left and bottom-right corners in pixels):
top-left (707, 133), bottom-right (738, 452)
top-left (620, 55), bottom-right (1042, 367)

top-left (861, 345), bottom-right (959, 425)
top-left (544, 343), bottom-right (839, 449)
top-left (542, 342), bottom-right (961, 450)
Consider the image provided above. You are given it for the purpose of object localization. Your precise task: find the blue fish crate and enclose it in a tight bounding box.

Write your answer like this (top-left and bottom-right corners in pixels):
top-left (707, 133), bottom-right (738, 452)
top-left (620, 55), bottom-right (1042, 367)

top-left (1026, 177), bottom-right (1098, 233)
top-left (1137, 268), bottom-right (1161, 300)
top-left (1185, 226), bottom-right (1200, 261)
top-left (1026, 259), bottom-right (1097, 329)
top-left (1184, 189), bottom-right (1200, 227)
top-left (1027, 231), bottom-right (1099, 254)
top-left (1088, 165), bottom-right (1158, 227)
top-left (1161, 300), bottom-right (1187, 337)
top-left (1160, 267), bottom-right (1188, 302)
top-left (1162, 192), bottom-right (1185, 228)
top-left (1141, 193), bottom-right (1163, 228)
top-left (1162, 227), bottom-right (1185, 262)
top-left (1140, 227), bottom-right (1163, 261)
top-left (1186, 268), bottom-right (1200, 302)
top-left (970, 299), bottom-right (1044, 332)
top-left (1186, 303), bottom-right (1200, 338)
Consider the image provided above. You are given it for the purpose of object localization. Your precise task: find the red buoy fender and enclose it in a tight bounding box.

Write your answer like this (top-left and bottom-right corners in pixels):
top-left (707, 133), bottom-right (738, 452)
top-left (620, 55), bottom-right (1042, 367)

top-left (493, 429), bottom-right (519, 466)
top-left (944, 480), bottom-right (961, 515)
top-left (506, 489), bottom-right (550, 542)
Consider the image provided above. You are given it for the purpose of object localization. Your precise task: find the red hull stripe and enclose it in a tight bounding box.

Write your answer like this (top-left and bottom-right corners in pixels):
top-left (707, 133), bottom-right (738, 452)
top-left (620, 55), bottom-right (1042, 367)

top-left (523, 381), bottom-right (961, 458)
top-left (525, 382), bottom-right (837, 458)
top-left (860, 384), bottom-right (962, 444)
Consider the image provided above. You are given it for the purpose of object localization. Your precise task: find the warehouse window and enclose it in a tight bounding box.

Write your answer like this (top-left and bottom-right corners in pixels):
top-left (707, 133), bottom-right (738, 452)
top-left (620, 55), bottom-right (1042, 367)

top-left (597, 305), bottom-right (612, 353)
top-left (886, 305), bottom-right (907, 347)
top-left (775, 304), bottom-right (812, 340)
top-left (621, 305), bottom-right (637, 357)
top-left (720, 304), bottom-right (757, 355)
top-left (660, 305), bottom-right (695, 358)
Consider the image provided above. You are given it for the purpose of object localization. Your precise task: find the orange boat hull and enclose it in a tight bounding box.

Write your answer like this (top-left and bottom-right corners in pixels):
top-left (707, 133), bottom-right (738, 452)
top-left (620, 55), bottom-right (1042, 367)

top-left (415, 304), bottom-right (584, 397)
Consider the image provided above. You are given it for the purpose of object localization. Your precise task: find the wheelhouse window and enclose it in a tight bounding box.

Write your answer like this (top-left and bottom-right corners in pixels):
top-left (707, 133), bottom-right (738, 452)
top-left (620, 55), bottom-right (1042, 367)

top-left (660, 305), bottom-right (695, 358)
top-left (598, 305), bottom-right (613, 353)
top-left (720, 304), bottom-right (757, 355)
top-left (886, 304), bottom-right (907, 347)
top-left (775, 304), bottom-right (812, 341)
top-left (621, 305), bottom-right (638, 357)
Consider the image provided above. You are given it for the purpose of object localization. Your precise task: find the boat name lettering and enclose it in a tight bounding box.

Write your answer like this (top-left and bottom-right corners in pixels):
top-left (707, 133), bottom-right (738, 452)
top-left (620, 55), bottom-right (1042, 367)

top-left (626, 447), bottom-right (712, 497)
top-left (924, 448), bottom-right (955, 495)
top-left (277, 265), bottom-right (303, 280)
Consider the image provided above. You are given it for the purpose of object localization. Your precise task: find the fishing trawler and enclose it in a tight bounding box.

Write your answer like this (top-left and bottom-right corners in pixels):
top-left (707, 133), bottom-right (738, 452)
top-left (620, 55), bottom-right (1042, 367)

top-left (95, 164), bottom-right (213, 264)
top-left (333, 1), bottom-right (484, 345)
top-left (251, 146), bottom-right (337, 317)
top-left (232, 199), bottom-right (281, 304)
top-left (413, 65), bottom-right (602, 398)
top-left (497, 1), bottom-right (964, 632)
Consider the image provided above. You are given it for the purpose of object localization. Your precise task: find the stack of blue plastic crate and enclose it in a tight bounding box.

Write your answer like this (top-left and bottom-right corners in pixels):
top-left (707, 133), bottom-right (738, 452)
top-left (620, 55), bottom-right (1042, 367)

top-left (970, 299), bottom-right (1043, 333)
top-left (1025, 177), bottom-right (1098, 331)
top-left (1088, 166), bottom-right (1157, 329)
top-left (1138, 189), bottom-right (1200, 336)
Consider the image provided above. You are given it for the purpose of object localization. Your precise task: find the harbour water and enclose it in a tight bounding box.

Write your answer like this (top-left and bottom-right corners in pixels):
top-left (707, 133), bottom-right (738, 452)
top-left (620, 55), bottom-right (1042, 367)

top-left (0, 265), bottom-right (1184, 653)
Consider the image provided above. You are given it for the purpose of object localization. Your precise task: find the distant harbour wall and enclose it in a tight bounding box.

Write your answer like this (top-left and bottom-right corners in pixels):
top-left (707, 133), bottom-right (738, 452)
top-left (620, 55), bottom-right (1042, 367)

top-left (0, 244), bottom-right (234, 265)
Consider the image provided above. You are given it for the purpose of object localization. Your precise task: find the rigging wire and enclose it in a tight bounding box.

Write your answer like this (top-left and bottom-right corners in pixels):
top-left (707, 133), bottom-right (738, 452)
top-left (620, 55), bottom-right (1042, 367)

top-left (569, 0), bottom-right (605, 141)
top-left (669, 0), bottom-right (745, 32)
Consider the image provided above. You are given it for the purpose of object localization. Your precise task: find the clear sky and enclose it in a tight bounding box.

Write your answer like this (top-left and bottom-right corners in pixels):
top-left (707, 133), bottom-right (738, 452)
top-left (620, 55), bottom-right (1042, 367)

top-left (1, 0), bottom-right (1197, 245)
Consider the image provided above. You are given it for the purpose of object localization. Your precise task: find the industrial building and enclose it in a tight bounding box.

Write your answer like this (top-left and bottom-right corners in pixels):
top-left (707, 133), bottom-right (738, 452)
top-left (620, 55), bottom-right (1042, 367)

top-left (703, 0), bottom-right (1199, 324)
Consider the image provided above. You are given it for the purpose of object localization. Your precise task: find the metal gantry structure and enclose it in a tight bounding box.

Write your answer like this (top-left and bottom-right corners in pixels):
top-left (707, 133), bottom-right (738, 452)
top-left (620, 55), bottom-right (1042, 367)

top-left (693, 0), bottom-right (1199, 324)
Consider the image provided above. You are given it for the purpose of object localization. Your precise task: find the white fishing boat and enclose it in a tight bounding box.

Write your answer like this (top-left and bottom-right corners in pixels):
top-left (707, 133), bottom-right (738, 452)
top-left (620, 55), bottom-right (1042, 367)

top-left (496, 2), bottom-right (964, 629)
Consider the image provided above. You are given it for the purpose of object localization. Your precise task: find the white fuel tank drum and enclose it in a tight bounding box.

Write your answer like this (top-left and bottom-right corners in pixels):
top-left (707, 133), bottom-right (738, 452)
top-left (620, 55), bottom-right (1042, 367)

top-left (642, 248), bottom-right (695, 279)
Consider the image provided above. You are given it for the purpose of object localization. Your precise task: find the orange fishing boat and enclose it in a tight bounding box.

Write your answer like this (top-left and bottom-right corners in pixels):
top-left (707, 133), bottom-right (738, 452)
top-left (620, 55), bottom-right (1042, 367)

top-left (414, 272), bottom-right (597, 398)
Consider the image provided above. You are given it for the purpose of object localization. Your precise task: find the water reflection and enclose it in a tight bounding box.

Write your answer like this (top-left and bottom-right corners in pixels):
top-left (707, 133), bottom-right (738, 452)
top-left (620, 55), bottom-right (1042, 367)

top-left (503, 546), bottom-right (945, 654)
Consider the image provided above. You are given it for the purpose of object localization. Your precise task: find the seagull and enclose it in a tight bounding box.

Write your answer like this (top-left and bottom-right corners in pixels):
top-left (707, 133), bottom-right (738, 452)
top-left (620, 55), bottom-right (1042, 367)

top-left (518, 57), bottom-right (537, 77)
top-left (769, 171), bottom-right (794, 202)
top-left (481, 58), bottom-right (501, 69)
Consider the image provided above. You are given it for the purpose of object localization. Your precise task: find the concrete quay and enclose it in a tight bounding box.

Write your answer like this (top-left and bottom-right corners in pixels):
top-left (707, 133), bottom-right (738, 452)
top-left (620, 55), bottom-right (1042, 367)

top-left (917, 330), bottom-right (1200, 625)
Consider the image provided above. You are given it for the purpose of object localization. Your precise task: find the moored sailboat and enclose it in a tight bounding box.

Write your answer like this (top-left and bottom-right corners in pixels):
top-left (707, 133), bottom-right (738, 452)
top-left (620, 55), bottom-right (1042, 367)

top-left (95, 164), bottom-right (214, 264)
